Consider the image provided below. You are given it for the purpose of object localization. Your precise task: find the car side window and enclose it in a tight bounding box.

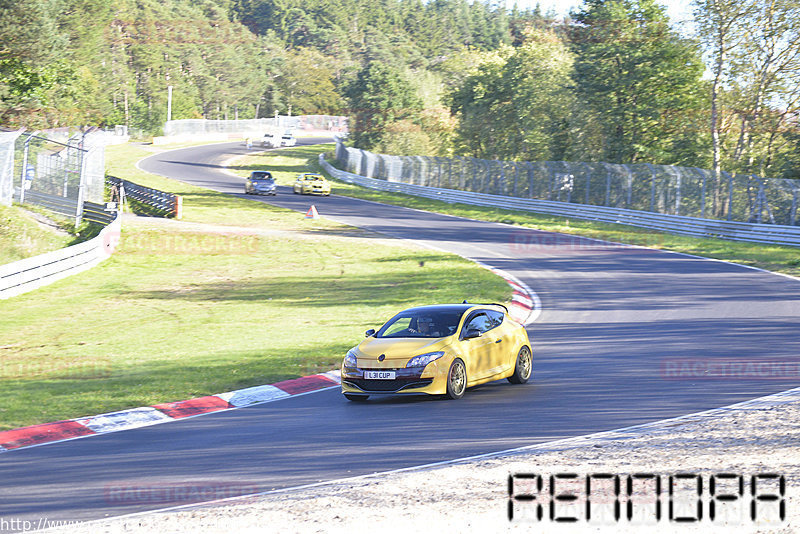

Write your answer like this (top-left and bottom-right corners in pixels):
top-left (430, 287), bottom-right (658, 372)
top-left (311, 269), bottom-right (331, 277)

top-left (463, 310), bottom-right (504, 336)
top-left (486, 310), bottom-right (504, 330)
top-left (464, 313), bottom-right (491, 334)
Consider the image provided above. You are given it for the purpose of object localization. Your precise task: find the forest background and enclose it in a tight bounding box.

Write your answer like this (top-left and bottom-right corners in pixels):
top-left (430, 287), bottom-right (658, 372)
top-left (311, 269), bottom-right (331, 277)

top-left (1, 0), bottom-right (798, 183)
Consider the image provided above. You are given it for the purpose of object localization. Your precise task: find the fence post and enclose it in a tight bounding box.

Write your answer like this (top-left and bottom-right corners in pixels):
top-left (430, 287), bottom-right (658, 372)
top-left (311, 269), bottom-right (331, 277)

top-left (646, 163), bottom-right (657, 212)
top-left (726, 171), bottom-right (733, 221)
top-left (698, 167), bottom-right (707, 219)
top-left (75, 146), bottom-right (88, 226)
top-left (482, 160), bottom-right (490, 194)
top-left (623, 164), bottom-right (633, 209)
top-left (583, 163), bottom-right (592, 205)
top-left (513, 162), bottom-right (519, 197)
top-left (545, 162), bottom-right (557, 200)
top-left (527, 162), bottom-right (534, 199)
top-left (174, 195), bottom-right (183, 219)
top-left (18, 133), bottom-right (34, 205)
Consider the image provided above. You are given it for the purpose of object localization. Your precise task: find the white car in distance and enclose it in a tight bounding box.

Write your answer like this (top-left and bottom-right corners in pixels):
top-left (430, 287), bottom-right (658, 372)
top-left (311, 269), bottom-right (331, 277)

top-left (261, 133), bottom-right (280, 147)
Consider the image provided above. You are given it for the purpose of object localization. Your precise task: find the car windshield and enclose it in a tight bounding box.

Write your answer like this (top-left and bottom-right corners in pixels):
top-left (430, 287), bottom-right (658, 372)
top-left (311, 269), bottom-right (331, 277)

top-left (376, 309), bottom-right (464, 339)
top-left (251, 172), bottom-right (272, 180)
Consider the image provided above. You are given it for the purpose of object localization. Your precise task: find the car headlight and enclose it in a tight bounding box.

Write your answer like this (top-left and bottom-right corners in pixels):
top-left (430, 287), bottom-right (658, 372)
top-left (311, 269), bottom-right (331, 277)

top-left (406, 351), bottom-right (444, 368)
top-left (344, 350), bottom-right (358, 368)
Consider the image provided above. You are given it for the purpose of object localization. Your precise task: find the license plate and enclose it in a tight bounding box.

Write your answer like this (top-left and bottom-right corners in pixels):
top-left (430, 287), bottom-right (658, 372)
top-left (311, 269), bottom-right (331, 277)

top-left (364, 370), bottom-right (395, 380)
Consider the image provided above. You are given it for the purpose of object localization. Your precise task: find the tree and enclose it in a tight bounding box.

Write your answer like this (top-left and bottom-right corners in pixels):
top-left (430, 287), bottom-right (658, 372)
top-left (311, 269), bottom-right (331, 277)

top-left (345, 62), bottom-right (423, 150)
top-left (569, 0), bottom-right (707, 165)
top-left (728, 0), bottom-right (800, 175)
top-left (447, 47), bottom-right (511, 157)
top-left (449, 29), bottom-right (574, 162)
top-left (495, 29), bottom-right (575, 161)
top-left (693, 0), bottom-right (800, 224)
top-left (273, 48), bottom-right (344, 114)
top-left (693, 0), bottom-right (755, 215)
top-left (0, 0), bottom-right (69, 127)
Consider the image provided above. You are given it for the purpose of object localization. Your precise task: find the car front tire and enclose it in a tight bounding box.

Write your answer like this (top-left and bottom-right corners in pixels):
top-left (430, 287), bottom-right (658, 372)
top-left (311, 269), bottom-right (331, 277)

top-left (445, 358), bottom-right (467, 399)
top-left (508, 346), bottom-right (532, 384)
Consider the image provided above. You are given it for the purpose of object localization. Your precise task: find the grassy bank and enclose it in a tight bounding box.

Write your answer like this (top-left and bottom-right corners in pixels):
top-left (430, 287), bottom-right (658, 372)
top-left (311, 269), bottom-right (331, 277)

top-left (237, 143), bottom-right (799, 279)
top-left (0, 204), bottom-right (83, 265)
top-left (0, 143), bottom-right (510, 430)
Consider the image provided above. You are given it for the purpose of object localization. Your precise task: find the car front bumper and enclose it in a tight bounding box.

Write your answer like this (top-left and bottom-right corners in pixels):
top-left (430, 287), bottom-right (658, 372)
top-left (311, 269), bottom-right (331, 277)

top-left (253, 188), bottom-right (276, 195)
top-left (341, 358), bottom-right (452, 395)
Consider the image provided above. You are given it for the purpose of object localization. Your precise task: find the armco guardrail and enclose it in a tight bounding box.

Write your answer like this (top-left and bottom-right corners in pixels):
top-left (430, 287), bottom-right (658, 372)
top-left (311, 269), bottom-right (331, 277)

top-left (82, 201), bottom-right (117, 225)
top-left (0, 212), bottom-right (120, 300)
top-left (320, 155), bottom-right (800, 248)
top-left (19, 190), bottom-right (81, 220)
top-left (107, 176), bottom-right (182, 218)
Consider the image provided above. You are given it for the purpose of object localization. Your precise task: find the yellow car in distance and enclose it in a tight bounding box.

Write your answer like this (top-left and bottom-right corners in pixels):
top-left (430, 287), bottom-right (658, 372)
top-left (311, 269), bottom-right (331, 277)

top-left (341, 303), bottom-right (532, 401)
top-left (293, 173), bottom-right (331, 196)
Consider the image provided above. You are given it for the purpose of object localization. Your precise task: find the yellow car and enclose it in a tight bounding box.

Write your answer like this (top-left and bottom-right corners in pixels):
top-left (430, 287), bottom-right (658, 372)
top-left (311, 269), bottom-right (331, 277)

top-left (293, 173), bottom-right (331, 196)
top-left (341, 303), bottom-right (532, 401)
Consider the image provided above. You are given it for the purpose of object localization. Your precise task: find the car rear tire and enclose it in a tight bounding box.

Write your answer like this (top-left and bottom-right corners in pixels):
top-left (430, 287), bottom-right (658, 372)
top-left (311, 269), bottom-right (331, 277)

top-left (508, 346), bottom-right (532, 384)
top-left (445, 359), bottom-right (467, 399)
top-left (344, 393), bottom-right (369, 402)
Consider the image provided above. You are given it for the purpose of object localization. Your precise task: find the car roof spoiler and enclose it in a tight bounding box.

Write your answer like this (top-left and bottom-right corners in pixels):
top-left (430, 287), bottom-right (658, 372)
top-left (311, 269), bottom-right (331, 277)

top-left (462, 300), bottom-right (509, 313)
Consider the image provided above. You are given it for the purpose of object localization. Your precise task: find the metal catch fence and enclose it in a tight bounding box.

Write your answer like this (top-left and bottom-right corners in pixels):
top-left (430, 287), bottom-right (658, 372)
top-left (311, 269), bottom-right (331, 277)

top-left (0, 130), bottom-right (23, 207)
top-left (334, 139), bottom-right (800, 227)
top-left (321, 155), bottom-right (800, 247)
top-left (2, 130), bottom-right (108, 225)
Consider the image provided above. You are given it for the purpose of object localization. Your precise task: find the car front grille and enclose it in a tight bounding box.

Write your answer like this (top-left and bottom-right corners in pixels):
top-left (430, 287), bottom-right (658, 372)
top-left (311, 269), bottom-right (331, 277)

top-left (344, 377), bottom-right (434, 393)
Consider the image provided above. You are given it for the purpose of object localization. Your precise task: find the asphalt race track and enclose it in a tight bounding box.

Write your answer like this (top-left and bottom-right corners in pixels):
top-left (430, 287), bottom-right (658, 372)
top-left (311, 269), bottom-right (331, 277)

top-left (2, 139), bottom-right (799, 528)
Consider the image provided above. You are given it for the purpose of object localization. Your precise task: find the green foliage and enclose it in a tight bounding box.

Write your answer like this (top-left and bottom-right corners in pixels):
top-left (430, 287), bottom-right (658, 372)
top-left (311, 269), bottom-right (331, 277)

top-left (569, 0), bottom-right (708, 165)
top-left (450, 30), bottom-right (575, 161)
top-left (345, 62), bottom-right (424, 151)
top-left (272, 47), bottom-right (344, 114)
top-left (233, 0), bottom-right (512, 62)
top-left (0, 204), bottom-right (75, 265)
top-left (0, 0), bottom-right (274, 130)
top-left (1, 0), bottom-right (795, 179)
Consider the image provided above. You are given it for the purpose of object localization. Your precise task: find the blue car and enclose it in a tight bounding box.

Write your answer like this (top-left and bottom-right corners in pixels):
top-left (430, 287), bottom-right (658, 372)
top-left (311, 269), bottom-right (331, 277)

top-left (245, 171), bottom-right (277, 196)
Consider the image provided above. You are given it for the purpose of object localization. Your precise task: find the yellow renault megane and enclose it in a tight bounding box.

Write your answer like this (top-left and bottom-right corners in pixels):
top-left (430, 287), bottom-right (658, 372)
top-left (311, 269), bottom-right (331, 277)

top-left (293, 173), bottom-right (331, 195)
top-left (341, 303), bottom-right (532, 401)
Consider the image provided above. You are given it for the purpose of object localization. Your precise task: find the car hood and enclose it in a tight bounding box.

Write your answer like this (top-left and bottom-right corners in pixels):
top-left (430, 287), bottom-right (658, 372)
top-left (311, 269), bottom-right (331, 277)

top-left (355, 337), bottom-right (450, 366)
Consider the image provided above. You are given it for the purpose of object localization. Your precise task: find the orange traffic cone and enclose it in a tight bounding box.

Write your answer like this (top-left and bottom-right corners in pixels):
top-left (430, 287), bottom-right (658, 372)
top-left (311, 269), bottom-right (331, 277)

top-left (305, 205), bottom-right (319, 219)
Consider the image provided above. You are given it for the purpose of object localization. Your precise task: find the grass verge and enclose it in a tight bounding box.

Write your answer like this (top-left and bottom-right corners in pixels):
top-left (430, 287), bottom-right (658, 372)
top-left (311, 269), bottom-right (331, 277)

top-left (238, 143), bottom-right (800, 279)
top-left (0, 204), bottom-right (101, 265)
top-left (0, 143), bottom-right (510, 430)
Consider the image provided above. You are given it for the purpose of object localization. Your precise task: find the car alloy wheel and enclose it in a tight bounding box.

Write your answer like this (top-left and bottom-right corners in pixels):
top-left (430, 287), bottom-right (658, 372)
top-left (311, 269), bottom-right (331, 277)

top-left (508, 346), bottom-right (532, 384)
top-left (446, 358), bottom-right (467, 399)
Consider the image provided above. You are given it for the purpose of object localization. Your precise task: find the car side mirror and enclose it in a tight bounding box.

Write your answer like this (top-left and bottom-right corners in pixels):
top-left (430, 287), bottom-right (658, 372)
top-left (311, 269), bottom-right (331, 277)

top-left (365, 328), bottom-right (376, 337)
top-left (462, 328), bottom-right (481, 340)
